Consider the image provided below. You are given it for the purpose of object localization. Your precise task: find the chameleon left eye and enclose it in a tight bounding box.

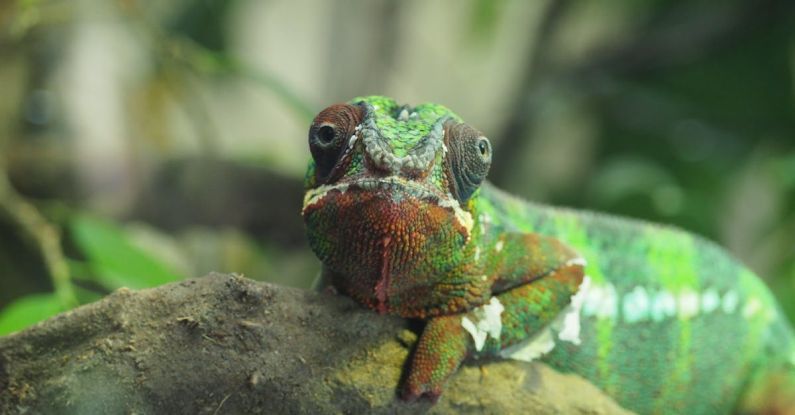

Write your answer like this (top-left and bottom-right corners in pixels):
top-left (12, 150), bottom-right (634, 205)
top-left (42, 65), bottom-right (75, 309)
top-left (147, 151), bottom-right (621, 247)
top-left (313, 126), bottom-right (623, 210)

top-left (445, 123), bottom-right (492, 202)
top-left (313, 124), bottom-right (338, 146)
top-left (477, 137), bottom-right (491, 161)
top-left (308, 104), bottom-right (364, 181)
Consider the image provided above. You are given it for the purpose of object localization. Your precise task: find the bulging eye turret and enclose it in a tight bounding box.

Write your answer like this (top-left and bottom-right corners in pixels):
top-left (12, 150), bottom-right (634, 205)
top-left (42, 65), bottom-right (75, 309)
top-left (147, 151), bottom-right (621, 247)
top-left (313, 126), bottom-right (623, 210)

top-left (312, 124), bottom-right (338, 146)
top-left (477, 137), bottom-right (491, 162)
top-left (308, 104), bottom-right (365, 181)
top-left (444, 122), bottom-right (492, 202)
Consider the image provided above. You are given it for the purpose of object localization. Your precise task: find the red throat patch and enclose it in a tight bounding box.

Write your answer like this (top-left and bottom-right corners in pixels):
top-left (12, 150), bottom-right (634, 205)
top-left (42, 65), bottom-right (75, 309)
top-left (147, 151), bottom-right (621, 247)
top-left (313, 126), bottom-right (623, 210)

top-left (303, 186), bottom-right (470, 317)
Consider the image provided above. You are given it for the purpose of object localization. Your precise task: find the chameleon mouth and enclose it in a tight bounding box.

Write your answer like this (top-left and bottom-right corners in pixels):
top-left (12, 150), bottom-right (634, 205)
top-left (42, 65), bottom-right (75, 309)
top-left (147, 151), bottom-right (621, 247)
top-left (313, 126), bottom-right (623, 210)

top-left (302, 176), bottom-right (442, 210)
top-left (348, 177), bottom-right (441, 200)
top-left (302, 176), bottom-right (474, 239)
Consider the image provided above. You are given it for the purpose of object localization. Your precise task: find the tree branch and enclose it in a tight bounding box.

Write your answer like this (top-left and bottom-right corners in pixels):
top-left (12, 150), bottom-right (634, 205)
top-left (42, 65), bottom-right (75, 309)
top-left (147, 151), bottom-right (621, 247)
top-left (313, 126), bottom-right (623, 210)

top-left (0, 172), bottom-right (76, 308)
top-left (0, 273), bottom-right (633, 414)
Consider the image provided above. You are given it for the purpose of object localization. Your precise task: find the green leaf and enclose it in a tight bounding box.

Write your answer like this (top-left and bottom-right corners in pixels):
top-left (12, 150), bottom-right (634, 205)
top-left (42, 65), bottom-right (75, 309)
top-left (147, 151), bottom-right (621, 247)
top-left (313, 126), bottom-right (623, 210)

top-left (71, 215), bottom-right (184, 290)
top-left (0, 292), bottom-right (64, 336)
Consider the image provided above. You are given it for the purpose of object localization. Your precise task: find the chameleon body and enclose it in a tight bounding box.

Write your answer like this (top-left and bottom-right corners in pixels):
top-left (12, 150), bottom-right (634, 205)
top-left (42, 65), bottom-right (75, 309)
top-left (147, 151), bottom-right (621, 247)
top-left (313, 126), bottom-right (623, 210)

top-left (302, 96), bottom-right (795, 414)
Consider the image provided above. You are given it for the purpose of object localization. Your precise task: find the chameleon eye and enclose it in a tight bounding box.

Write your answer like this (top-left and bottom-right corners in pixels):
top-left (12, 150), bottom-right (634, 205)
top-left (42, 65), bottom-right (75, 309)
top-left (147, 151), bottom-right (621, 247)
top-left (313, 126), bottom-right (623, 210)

top-left (445, 122), bottom-right (492, 202)
top-left (477, 137), bottom-right (491, 161)
top-left (314, 124), bottom-right (337, 146)
top-left (308, 104), bottom-right (365, 181)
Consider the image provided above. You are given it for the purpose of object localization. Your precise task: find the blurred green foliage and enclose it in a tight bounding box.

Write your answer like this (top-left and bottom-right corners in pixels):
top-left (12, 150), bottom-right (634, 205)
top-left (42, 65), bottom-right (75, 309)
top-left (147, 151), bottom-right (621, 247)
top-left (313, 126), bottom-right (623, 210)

top-left (0, 214), bottom-right (186, 335)
top-left (70, 215), bottom-right (184, 290)
top-left (0, 292), bottom-right (63, 336)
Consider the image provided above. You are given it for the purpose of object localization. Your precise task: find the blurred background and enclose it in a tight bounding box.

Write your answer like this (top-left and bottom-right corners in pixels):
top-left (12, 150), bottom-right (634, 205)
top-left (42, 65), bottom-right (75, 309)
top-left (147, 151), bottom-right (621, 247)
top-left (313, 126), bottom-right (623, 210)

top-left (0, 0), bottom-right (794, 335)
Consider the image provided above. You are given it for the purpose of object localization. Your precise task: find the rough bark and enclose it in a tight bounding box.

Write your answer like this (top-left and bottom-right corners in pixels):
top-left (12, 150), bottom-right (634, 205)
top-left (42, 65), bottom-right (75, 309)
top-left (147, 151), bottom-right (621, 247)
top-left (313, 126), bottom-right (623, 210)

top-left (0, 273), bottom-right (633, 414)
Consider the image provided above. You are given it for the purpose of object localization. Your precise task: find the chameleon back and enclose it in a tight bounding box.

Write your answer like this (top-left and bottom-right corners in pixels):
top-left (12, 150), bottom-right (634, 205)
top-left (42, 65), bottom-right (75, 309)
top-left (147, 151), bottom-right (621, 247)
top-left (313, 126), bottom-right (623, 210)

top-left (478, 183), bottom-right (795, 414)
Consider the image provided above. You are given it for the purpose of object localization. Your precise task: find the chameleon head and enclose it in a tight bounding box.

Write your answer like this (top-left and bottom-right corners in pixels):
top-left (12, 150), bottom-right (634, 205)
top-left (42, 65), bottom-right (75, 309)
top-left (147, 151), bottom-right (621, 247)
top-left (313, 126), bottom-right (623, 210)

top-left (302, 96), bottom-right (492, 317)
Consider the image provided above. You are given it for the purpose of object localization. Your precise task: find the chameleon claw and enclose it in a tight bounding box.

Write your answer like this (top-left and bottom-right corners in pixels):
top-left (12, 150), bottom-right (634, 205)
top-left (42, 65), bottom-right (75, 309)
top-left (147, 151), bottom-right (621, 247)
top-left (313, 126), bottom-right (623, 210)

top-left (399, 314), bottom-right (469, 402)
top-left (400, 382), bottom-right (442, 403)
top-left (400, 384), bottom-right (421, 403)
top-left (426, 387), bottom-right (443, 403)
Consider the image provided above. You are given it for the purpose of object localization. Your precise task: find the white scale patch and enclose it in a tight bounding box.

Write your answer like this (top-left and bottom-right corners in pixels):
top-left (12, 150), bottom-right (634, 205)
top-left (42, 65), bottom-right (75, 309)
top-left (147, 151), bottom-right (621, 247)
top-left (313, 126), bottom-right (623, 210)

top-left (500, 326), bottom-right (555, 363)
top-left (722, 290), bottom-right (739, 314)
top-left (678, 290), bottom-right (700, 319)
top-left (623, 286), bottom-right (650, 324)
top-left (565, 257), bottom-right (588, 268)
top-left (478, 213), bottom-right (491, 237)
top-left (650, 291), bottom-right (677, 322)
top-left (438, 197), bottom-right (474, 236)
top-left (583, 283), bottom-right (619, 320)
top-left (494, 240), bottom-right (504, 253)
top-left (302, 183), bottom-right (349, 211)
top-left (462, 273), bottom-right (783, 364)
top-left (582, 283), bottom-right (749, 324)
top-left (461, 297), bottom-right (505, 352)
top-left (701, 289), bottom-right (721, 314)
top-left (499, 276), bottom-right (592, 362)
top-left (556, 275), bottom-right (591, 344)
top-left (742, 297), bottom-right (762, 319)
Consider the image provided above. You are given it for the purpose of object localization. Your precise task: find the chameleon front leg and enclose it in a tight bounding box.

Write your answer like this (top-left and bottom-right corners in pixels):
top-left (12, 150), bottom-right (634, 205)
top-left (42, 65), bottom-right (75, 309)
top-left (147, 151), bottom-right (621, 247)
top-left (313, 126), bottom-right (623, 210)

top-left (402, 233), bottom-right (585, 401)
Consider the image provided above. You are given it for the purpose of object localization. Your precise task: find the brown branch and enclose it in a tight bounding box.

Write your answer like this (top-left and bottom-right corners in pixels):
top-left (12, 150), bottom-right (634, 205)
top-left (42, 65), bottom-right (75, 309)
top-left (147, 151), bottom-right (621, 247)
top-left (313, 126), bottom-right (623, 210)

top-left (0, 273), bottom-right (634, 414)
top-left (0, 173), bottom-right (76, 307)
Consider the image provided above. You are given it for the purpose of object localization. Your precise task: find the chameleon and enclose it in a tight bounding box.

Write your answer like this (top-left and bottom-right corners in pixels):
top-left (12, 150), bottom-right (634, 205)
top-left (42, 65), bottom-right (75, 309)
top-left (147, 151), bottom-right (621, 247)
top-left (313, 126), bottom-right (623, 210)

top-left (301, 96), bottom-right (795, 414)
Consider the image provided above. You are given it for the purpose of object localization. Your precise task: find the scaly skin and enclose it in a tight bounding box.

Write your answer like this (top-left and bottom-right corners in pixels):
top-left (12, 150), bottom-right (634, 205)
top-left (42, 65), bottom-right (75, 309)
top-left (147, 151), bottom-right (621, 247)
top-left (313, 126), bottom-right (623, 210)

top-left (302, 96), bottom-right (795, 414)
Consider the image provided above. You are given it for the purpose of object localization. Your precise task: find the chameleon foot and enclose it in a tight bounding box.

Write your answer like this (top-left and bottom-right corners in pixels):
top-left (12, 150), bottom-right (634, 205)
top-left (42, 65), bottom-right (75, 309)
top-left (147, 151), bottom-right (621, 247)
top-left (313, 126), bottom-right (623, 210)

top-left (400, 314), bottom-right (470, 402)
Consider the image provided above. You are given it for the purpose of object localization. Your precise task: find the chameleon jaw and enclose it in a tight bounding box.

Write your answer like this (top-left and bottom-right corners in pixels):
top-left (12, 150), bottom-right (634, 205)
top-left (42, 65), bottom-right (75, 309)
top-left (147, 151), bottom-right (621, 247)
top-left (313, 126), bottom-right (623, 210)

top-left (302, 177), bottom-right (474, 235)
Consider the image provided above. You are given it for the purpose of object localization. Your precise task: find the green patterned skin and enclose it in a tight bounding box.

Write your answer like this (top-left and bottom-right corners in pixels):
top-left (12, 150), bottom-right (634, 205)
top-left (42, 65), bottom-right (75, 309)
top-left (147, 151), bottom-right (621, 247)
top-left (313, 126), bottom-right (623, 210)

top-left (302, 96), bottom-right (795, 414)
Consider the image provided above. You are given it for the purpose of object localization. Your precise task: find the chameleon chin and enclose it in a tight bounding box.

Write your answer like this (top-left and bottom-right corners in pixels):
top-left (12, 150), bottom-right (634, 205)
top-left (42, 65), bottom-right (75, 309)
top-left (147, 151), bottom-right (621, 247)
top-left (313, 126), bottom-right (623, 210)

top-left (302, 96), bottom-right (795, 414)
